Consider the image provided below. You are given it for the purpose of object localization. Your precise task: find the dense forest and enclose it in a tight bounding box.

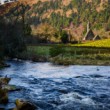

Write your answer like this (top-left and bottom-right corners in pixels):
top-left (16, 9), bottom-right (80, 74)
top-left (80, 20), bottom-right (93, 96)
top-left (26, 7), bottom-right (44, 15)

top-left (30, 0), bottom-right (110, 29)
top-left (29, 0), bottom-right (110, 40)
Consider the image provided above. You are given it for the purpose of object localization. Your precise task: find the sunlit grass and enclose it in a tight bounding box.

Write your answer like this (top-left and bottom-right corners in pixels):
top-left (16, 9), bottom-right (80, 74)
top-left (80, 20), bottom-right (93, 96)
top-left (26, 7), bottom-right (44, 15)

top-left (73, 39), bottom-right (110, 48)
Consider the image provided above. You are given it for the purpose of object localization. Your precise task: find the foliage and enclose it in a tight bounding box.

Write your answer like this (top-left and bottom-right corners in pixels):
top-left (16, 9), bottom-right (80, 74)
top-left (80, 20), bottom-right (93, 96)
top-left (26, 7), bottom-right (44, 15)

top-left (26, 45), bottom-right (110, 65)
top-left (0, 2), bottom-right (30, 58)
top-left (24, 24), bottom-right (32, 36)
top-left (33, 23), bottom-right (58, 42)
top-left (49, 45), bottom-right (65, 57)
top-left (29, 0), bottom-right (110, 32)
top-left (60, 30), bottom-right (69, 43)
top-left (4, 2), bottom-right (31, 37)
top-left (0, 21), bottom-right (26, 58)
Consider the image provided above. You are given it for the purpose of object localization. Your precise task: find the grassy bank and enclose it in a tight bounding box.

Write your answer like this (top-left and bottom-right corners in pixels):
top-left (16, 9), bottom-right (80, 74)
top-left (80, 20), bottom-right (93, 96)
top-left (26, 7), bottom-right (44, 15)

top-left (18, 45), bottom-right (110, 65)
top-left (50, 54), bottom-right (110, 65)
top-left (49, 46), bottom-right (110, 65)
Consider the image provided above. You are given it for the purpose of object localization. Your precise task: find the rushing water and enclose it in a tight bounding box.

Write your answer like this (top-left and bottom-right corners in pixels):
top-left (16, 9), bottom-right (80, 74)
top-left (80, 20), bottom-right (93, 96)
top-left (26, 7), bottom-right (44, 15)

top-left (0, 60), bottom-right (110, 110)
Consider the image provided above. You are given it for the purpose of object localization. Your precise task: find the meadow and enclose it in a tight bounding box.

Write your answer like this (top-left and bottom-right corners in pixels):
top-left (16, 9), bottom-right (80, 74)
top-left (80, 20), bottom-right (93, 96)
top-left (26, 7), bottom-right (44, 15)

top-left (18, 42), bottom-right (110, 65)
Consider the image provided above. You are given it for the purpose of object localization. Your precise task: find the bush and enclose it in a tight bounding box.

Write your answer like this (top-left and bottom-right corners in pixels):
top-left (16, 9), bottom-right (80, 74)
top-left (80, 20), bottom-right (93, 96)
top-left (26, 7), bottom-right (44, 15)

top-left (49, 46), bottom-right (65, 57)
top-left (60, 30), bottom-right (69, 43)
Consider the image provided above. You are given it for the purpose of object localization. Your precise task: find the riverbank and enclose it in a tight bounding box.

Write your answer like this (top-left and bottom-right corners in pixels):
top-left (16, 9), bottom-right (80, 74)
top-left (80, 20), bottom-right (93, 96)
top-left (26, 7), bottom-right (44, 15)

top-left (18, 45), bottom-right (110, 66)
top-left (50, 54), bottom-right (110, 66)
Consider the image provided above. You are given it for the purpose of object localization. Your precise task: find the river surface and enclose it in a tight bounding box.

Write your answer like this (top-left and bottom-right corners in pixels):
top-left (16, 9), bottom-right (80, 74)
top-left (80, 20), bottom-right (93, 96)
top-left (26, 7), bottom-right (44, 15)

top-left (0, 60), bottom-right (110, 110)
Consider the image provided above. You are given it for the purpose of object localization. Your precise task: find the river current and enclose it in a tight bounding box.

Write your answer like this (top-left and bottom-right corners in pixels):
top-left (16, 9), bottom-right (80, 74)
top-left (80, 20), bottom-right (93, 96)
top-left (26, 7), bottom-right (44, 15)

top-left (0, 60), bottom-right (110, 110)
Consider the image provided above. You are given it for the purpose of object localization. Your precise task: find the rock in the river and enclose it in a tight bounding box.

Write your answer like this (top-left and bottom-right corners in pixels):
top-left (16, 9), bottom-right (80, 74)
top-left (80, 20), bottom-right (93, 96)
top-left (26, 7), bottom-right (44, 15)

top-left (2, 85), bottom-right (21, 92)
top-left (0, 89), bottom-right (8, 104)
top-left (0, 77), bottom-right (11, 85)
top-left (14, 99), bottom-right (37, 110)
top-left (32, 55), bottom-right (47, 62)
top-left (0, 77), bottom-right (10, 104)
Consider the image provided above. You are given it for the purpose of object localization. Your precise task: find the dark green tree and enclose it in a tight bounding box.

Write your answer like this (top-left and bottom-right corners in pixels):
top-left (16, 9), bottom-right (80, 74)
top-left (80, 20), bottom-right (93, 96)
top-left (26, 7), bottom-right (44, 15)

top-left (60, 30), bottom-right (69, 43)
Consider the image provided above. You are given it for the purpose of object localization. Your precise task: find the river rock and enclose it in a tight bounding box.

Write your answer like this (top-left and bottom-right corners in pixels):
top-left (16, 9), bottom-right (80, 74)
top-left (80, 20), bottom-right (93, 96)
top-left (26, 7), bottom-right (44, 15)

top-left (2, 85), bottom-right (21, 92)
top-left (0, 77), bottom-right (11, 85)
top-left (14, 99), bottom-right (37, 110)
top-left (0, 89), bottom-right (8, 104)
top-left (32, 56), bottom-right (47, 62)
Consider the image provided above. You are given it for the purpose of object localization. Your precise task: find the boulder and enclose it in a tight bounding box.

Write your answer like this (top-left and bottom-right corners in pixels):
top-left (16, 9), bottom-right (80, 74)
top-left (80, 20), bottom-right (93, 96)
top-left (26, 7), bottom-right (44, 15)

top-left (32, 55), bottom-right (47, 62)
top-left (0, 77), bottom-right (11, 85)
top-left (2, 85), bottom-right (21, 92)
top-left (14, 99), bottom-right (37, 110)
top-left (0, 89), bottom-right (8, 104)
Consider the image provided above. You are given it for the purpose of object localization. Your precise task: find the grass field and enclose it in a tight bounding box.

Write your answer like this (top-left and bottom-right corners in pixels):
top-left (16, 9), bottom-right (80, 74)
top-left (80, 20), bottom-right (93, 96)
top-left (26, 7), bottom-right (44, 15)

top-left (19, 44), bottom-right (110, 65)
top-left (28, 46), bottom-right (51, 56)
top-left (18, 39), bottom-right (110, 65)
top-left (28, 45), bottom-right (110, 56)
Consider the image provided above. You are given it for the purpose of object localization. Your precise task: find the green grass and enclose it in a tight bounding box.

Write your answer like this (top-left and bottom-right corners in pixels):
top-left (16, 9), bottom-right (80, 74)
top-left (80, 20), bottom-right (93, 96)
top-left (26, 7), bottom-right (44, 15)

top-left (27, 45), bottom-right (110, 56)
top-left (17, 44), bottom-right (110, 65)
top-left (28, 46), bottom-right (51, 56)
top-left (73, 39), bottom-right (110, 48)
top-left (27, 45), bottom-right (110, 57)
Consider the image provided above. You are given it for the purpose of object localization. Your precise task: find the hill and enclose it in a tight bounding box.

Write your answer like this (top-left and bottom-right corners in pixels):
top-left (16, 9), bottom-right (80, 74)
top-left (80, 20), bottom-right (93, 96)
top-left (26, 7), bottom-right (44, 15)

top-left (25, 0), bottom-right (110, 39)
top-left (1, 0), bottom-right (110, 41)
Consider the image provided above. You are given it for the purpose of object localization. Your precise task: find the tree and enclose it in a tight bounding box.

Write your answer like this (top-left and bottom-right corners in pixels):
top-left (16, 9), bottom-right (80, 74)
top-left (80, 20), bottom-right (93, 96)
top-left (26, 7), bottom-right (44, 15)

top-left (0, 2), bottom-right (30, 58)
top-left (60, 30), bottom-right (69, 44)
top-left (34, 23), bottom-right (57, 42)
top-left (5, 2), bottom-right (31, 37)
top-left (0, 17), bottom-right (5, 60)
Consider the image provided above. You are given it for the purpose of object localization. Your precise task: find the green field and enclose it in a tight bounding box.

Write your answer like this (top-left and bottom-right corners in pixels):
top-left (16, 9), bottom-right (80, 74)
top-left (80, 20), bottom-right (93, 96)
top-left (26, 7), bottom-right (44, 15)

top-left (18, 39), bottom-right (110, 65)
top-left (27, 46), bottom-right (109, 57)
top-left (28, 46), bottom-right (51, 56)
top-left (18, 44), bottom-right (110, 65)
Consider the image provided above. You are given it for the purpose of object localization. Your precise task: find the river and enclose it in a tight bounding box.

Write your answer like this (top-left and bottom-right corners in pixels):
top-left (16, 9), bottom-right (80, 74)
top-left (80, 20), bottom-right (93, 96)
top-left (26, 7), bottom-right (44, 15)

top-left (0, 60), bottom-right (110, 110)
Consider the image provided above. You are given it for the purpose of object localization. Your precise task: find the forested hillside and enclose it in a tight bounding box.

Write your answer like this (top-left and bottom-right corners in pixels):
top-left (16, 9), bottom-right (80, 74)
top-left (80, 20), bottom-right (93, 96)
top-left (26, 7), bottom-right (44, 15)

top-left (27, 0), bottom-right (110, 40)
top-left (28, 0), bottom-right (110, 28)
top-left (1, 0), bottom-right (110, 42)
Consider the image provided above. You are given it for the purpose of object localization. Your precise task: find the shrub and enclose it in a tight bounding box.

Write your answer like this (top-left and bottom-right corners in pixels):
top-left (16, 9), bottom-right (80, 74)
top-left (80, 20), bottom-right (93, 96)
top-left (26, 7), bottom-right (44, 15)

top-left (60, 30), bottom-right (69, 43)
top-left (49, 46), bottom-right (65, 57)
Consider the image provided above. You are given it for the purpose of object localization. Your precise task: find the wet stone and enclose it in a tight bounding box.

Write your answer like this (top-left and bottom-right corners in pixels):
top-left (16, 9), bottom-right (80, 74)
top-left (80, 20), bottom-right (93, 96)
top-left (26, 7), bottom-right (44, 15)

top-left (14, 99), bottom-right (37, 110)
top-left (0, 77), bottom-right (11, 85)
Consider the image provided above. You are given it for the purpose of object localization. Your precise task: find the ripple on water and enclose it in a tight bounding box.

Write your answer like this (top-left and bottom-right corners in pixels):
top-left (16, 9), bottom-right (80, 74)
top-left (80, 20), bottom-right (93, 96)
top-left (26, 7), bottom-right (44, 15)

top-left (0, 61), bottom-right (110, 110)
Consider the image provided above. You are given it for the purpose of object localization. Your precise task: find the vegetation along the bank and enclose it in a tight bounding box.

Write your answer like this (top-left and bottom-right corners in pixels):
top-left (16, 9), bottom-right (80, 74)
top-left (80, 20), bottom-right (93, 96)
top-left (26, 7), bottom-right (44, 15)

top-left (16, 45), bottom-right (110, 66)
